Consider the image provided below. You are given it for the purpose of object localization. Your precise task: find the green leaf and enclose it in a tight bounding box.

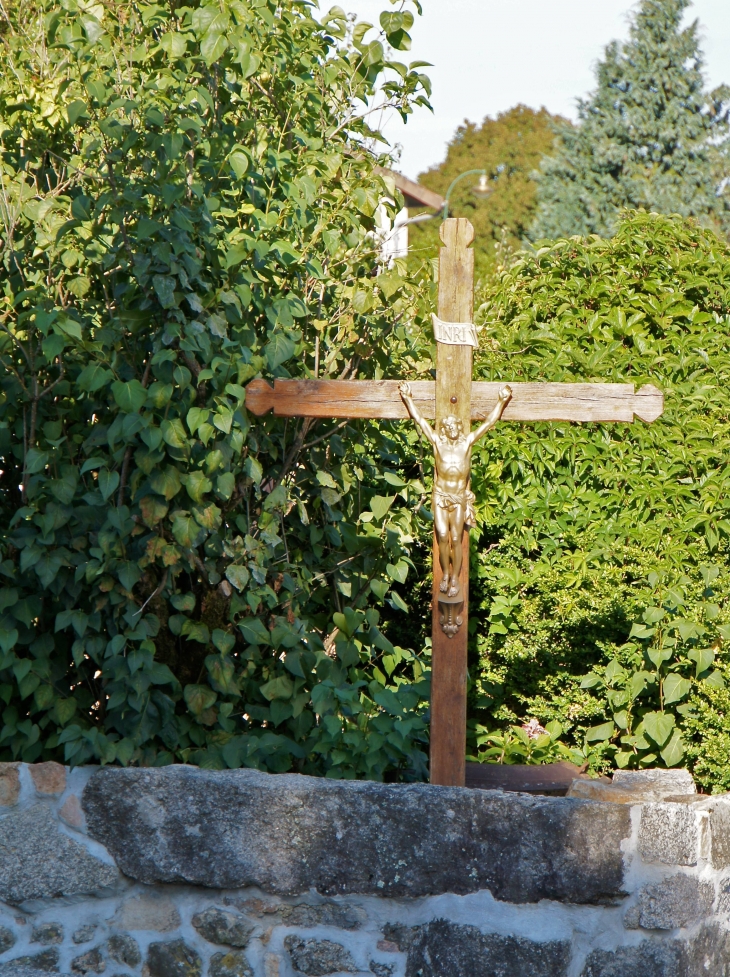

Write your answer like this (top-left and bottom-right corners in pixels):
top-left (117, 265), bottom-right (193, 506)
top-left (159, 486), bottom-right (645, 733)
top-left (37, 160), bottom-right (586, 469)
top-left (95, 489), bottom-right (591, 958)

top-left (97, 469), bottom-right (119, 502)
top-left (265, 333), bottom-right (296, 371)
top-left (643, 711), bottom-right (675, 747)
top-left (703, 670), bottom-right (726, 689)
top-left (370, 495), bottom-right (395, 521)
top-left (78, 364), bottom-right (112, 392)
top-left (159, 31), bottom-right (188, 57)
top-left (171, 511), bottom-right (203, 548)
top-left (201, 31), bottom-right (228, 64)
top-left (662, 672), bottom-right (691, 705)
top-left (67, 100), bottom-right (88, 125)
top-left (181, 620), bottom-right (210, 644)
top-left (260, 674), bottom-right (294, 701)
top-left (162, 418), bottom-right (189, 451)
top-left (185, 471), bottom-right (212, 503)
top-left (585, 721), bottom-right (615, 742)
top-left (229, 151), bottom-right (249, 179)
top-left (660, 730), bottom-right (685, 767)
top-left (184, 684), bottom-right (216, 716)
top-left (206, 654), bottom-right (239, 695)
top-left (153, 275), bottom-right (177, 309)
top-left (212, 629), bottom-right (236, 655)
top-left (0, 629), bottom-right (18, 654)
top-left (689, 646), bottom-right (715, 676)
top-left (112, 380), bottom-right (147, 413)
top-left (226, 565), bottom-right (250, 592)
top-left (150, 467), bottom-right (182, 500)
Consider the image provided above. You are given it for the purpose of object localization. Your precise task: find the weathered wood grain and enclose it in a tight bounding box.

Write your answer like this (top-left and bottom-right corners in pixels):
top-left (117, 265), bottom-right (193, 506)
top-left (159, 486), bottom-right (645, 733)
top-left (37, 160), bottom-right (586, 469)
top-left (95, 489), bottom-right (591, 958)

top-left (430, 218), bottom-right (474, 789)
top-left (245, 378), bottom-right (665, 424)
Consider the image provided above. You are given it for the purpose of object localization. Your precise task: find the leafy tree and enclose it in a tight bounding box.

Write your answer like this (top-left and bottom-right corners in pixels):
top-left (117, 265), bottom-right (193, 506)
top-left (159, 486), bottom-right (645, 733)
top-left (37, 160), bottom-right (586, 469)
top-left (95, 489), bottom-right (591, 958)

top-left (467, 211), bottom-right (730, 784)
top-left (0, 0), bottom-right (436, 776)
top-left (410, 106), bottom-right (565, 276)
top-left (531, 0), bottom-right (730, 240)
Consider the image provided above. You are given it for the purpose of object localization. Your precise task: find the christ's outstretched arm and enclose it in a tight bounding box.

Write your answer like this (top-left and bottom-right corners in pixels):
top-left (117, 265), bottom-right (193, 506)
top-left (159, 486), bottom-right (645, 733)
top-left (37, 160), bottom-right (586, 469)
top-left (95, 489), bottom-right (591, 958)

top-left (466, 385), bottom-right (512, 448)
top-left (399, 382), bottom-right (438, 447)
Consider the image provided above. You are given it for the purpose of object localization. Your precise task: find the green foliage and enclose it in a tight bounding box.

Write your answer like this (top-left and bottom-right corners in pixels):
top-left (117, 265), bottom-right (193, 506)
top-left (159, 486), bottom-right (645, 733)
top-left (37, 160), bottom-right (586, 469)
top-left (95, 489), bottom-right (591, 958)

top-left (410, 106), bottom-right (564, 277)
top-left (468, 211), bottom-right (730, 781)
top-left (0, 0), bottom-right (436, 777)
top-left (531, 0), bottom-right (730, 239)
top-left (468, 719), bottom-right (584, 766)
top-left (579, 584), bottom-right (727, 770)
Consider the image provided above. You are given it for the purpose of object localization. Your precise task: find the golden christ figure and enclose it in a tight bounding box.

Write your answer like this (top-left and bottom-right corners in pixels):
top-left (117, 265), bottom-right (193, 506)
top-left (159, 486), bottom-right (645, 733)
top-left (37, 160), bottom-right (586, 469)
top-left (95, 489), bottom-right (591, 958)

top-left (399, 382), bottom-right (512, 600)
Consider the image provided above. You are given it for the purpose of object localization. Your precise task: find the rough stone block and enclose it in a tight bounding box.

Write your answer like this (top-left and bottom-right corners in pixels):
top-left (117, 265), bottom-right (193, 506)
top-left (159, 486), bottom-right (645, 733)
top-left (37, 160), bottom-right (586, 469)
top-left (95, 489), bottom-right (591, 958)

top-left (191, 908), bottom-right (253, 948)
top-left (70, 949), bottom-right (104, 974)
top-left (0, 968), bottom-right (55, 977)
top-left (626, 874), bottom-right (714, 930)
top-left (107, 935), bottom-right (140, 968)
top-left (369, 965), bottom-right (393, 977)
top-left (30, 926), bottom-right (62, 947)
top-left (59, 795), bottom-right (85, 832)
top-left (0, 928), bottom-right (16, 954)
top-left (0, 950), bottom-right (59, 974)
top-left (612, 769), bottom-right (696, 796)
top-left (404, 920), bottom-right (571, 977)
top-left (380, 926), bottom-right (415, 953)
top-left (0, 804), bottom-right (119, 905)
top-left (72, 926), bottom-right (96, 946)
top-left (83, 766), bottom-right (630, 903)
top-left (0, 765), bottom-right (20, 808)
top-left (209, 952), bottom-right (253, 977)
top-left (113, 895), bottom-right (181, 932)
top-left (638, 803), bottom-right (698, 865)
top-left (580, 941), bottom-right (683, 977)
top-left (708, 800), bottom-right (730, 869)
top-left (236, 899), bottom-right (365, 930)
top-left (29, 763), bottom-right (66, 797)
top-left (581, 925), bottom-right (730, 977)
top-left (284, 937), bottom-right (357, 976)
top-left (684, 924), bottom-right (730, 977)
top-left (146, 941), bottom-right (201, 977)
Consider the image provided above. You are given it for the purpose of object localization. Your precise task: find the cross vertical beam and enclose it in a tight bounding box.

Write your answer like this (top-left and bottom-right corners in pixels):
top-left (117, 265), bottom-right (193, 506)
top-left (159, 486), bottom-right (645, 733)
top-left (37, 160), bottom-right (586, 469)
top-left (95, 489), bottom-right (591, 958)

top-left (430, 218), bottom-right (475, 788)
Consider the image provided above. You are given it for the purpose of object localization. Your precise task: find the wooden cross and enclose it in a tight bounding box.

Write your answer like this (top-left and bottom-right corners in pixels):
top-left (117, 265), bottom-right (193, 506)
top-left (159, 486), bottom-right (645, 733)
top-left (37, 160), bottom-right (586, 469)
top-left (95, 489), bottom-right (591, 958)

top-left (246, 218), bottom-right (664, 787)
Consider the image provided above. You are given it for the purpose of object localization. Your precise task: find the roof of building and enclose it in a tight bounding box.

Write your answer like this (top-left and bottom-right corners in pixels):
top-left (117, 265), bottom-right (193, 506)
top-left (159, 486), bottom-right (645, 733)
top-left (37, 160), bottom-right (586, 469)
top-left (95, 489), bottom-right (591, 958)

top-left (375, 167), bottom-right (445, 210)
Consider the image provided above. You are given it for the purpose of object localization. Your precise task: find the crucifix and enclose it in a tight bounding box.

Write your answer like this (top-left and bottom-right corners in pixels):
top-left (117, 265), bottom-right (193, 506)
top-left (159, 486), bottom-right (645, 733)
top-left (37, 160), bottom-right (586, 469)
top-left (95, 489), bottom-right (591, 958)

top-left (246, 218), bottom-right (664, 788)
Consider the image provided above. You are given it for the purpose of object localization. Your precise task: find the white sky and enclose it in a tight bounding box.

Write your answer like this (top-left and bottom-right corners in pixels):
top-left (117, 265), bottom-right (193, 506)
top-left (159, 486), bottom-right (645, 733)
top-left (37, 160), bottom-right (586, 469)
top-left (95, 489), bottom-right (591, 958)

top-left (333, 0), bottom-right (730, 179)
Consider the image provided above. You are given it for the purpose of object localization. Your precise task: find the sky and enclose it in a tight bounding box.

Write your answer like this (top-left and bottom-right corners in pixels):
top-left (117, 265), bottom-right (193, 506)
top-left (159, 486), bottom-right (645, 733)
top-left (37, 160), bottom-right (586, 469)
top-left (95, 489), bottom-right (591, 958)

top-left (333, 0), bottom-right (730, 179)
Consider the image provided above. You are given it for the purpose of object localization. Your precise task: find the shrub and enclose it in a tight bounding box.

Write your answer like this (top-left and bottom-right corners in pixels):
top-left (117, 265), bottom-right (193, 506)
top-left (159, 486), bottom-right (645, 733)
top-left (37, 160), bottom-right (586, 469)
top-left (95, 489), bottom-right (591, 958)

top-left (0, 0), bottom-right (435, 776)
top-left (468, 211), bottom-right (730, 781)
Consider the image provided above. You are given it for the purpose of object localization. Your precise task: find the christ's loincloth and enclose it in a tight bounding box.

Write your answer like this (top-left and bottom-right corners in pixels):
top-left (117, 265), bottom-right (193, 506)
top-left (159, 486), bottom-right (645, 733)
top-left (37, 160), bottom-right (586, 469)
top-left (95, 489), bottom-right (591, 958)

top-left (434, 488), bottom-right (477, 529)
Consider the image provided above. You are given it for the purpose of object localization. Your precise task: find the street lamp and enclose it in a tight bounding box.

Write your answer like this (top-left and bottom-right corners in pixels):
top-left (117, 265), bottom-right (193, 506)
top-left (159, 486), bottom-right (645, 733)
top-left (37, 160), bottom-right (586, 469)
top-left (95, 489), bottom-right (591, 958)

top-left (443, 169), bottom-right (492, 220)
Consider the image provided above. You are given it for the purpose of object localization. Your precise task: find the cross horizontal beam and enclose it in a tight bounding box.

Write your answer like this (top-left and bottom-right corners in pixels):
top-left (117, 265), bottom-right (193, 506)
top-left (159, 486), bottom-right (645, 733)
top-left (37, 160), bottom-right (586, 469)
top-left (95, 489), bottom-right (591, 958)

top-left (245, 379), bottom-right (664, 424)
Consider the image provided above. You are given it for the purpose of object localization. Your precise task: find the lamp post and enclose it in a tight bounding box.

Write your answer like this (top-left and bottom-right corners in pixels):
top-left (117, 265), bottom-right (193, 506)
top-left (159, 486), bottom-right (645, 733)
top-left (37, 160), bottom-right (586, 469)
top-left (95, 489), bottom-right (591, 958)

top-left (443, 170), bottom-right (492, 220)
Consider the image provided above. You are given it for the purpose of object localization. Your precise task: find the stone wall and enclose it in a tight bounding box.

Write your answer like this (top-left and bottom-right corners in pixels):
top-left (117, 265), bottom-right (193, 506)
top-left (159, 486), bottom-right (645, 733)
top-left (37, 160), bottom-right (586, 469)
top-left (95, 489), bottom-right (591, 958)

top-left (0, 763), bottom-right (729, 976)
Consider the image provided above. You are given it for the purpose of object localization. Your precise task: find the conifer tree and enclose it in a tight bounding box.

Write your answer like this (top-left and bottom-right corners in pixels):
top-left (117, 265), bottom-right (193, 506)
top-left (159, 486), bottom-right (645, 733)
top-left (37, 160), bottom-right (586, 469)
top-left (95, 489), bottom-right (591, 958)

top-left (531, 0), bottom-right (730, 239)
